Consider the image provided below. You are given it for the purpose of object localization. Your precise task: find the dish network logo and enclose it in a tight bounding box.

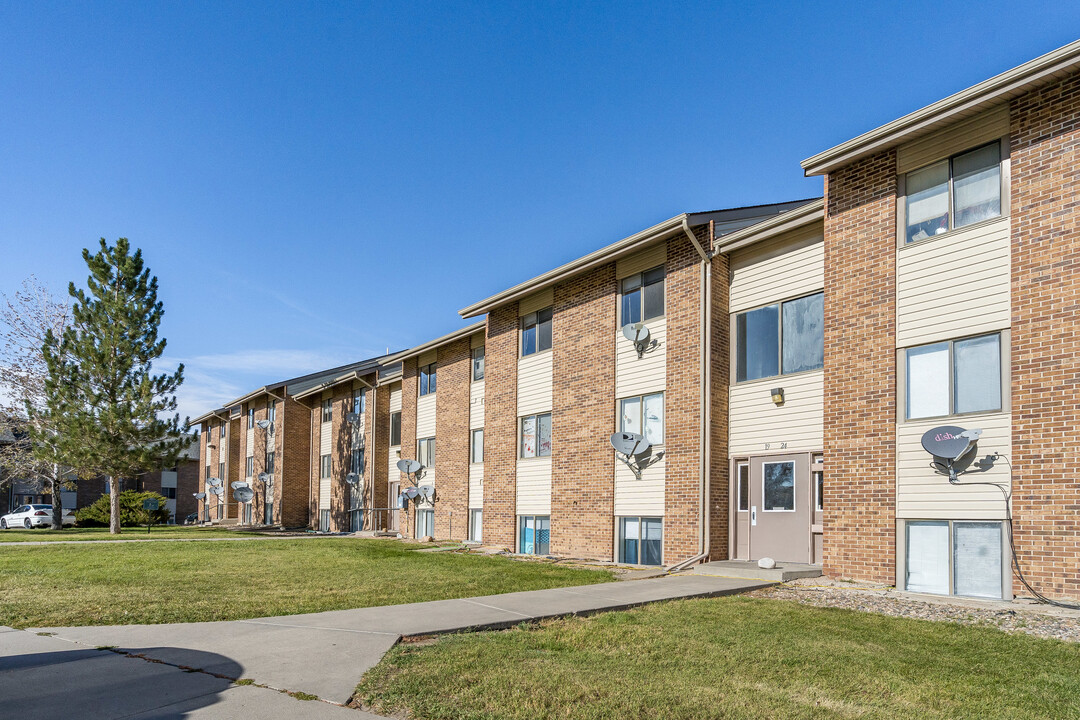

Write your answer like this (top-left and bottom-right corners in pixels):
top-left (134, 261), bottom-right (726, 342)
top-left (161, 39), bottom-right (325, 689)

top-left (934, 431), bottom-right (959, 442)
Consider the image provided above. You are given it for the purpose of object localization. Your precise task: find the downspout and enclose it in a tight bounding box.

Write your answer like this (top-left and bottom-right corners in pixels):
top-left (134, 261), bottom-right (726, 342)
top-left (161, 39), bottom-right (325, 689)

top-left (667, 217), bottom-right (713, 573)
top-left (369, 376), bottom-right (378, 530)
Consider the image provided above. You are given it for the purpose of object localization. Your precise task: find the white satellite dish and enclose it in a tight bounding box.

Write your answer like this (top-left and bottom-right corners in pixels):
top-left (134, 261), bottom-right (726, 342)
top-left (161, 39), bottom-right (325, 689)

top-left (345, 472), bottom-right (360, 486)
top-left (230, 481), bottom-right (249, 490)
top-left (234, 487), bottom-right (255, 504)
top-left (610, 432), bottom-right (651, 457)
top-left (396, 458), bottom-right (422, 475)
top-left (194, 492), bottom-right (206, 499)
top-left (417, 485), bottom-right (435, 500)
top-left (405, 486), bottom-right (419, 499)
top-left (256, 419), bottom-right (273, 433)
top-left (206, 477), bottom-right (223, 488)
top-left (621, 322), bottom-right (652, 359)
top-left (257, 472), bottom-right (271, 483)
top-left (346, 412), bottom-right (360, 425)
top-left (209, 486), bottom-right (224, 496)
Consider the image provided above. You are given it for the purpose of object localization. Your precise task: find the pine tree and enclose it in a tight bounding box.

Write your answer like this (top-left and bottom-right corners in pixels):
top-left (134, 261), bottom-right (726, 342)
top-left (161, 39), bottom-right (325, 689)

top-left (39, 239), bottom-right (190, 534)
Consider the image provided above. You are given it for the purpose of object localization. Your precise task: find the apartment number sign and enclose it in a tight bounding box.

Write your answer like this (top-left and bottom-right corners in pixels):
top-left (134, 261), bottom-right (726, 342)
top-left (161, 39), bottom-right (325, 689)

top-left (763, 442), bottom-right (788, 450)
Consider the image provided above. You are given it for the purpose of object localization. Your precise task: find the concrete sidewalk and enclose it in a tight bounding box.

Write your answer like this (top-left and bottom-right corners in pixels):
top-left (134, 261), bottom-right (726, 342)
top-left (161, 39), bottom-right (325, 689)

top-left (26, 574), bottom-right (770, 711)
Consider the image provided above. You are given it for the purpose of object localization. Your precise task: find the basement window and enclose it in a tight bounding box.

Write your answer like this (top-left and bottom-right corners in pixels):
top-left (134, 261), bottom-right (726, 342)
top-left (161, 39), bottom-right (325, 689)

top-left (519, 515), bottom-right (550, 555)
top-left (905, 520), bottom-right (1003, 599)
top-left (618, 517), bottom-right (662, 566)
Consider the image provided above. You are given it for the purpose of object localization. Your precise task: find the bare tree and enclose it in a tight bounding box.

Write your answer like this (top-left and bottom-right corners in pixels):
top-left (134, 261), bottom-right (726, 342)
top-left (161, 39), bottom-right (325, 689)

top-left (0, 277), bottom-right (75, 529)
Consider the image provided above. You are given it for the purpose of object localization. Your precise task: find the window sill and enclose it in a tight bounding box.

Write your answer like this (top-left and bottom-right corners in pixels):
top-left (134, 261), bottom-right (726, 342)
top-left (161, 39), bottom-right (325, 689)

top-left (520, 348), bottom-right (553, 361)
top-left (900, 215), bottom-right (1008, 250)
top-left (903, 408), bottom-right (1007, 424)
top-left (518, 455), bottom-right (552, 462)
top-left (732, 366), bottom-right (824, 387)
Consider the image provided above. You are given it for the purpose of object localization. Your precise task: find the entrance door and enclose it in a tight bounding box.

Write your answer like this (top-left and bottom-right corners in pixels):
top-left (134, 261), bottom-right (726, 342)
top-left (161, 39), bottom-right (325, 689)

top-left (748, 454), bottom-right (810, 563)
top-left (388, 482), bottom-right (400, 531)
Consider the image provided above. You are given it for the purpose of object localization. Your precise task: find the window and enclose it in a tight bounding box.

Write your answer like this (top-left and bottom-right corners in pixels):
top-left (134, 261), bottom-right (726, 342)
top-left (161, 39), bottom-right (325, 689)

top-left (267, 401), bottom-right (276, 424)
top-left (319, 510), bottom-right (330, 532)
top-left (619, 393), bottom-right (664, 446)
top-left (321, 399), bottom-right (332, 423)
top-left (203, 467), bottom-right (209, 487)
top-left (735, 292), bottom-right (824, 382)
top-left (320, 454), bottom-right (331, 478)
top-left (161, 487), bottom-right (177, 499)
top-left (245, 456), bottom-right (254, 478)
top-left (520, 413), bottom-right (552, 458)
top-left (206, 426), bottom-right (213, 444)
top-left (762, 461), bottom-right (795, 512)
top-left (265, 452), bottom-right (275, 475)
top-left (354, 389), bottom-right (366, 414)
top-left (469, 509), bottom-right (483, 542)
top-left (905, 333), bottom-right (1002, 420)
top-left (619, 517), bottom-right (663, 565)
top-left (218, 461), bottom-right (225, 483)
top-left (220, 423), bottom-right (226, 438)
top-left (351, 447), bottom-right (364, 475)
top-left (247, 408), bottom-right (254, 429)
top-left (417, 437), bottom-right (436, 468)
top-left (417, 508), bottom-right (434, 538)
top-left (471, 428), bottom-right (484, 464)
top-left (905, 141), bottom-right (1001, 244)
top-left (813, 455), bottom-right (824, 512)
top-left (906, 520), bottom-right (1003, 599)
top-left (420, 362), bottom-right (437, 396)
top-left (519, 515), bottom-right (550, 555)
top-left (390, 411), bottom-right (401, 446)
top-left (521, 308), bottom-right (553, 356)
top-left (737, 462), bottom-right (749, 512)
top-left (472, 346), bottom-right (485, 381)
top-left (621, 266), bottom-right (665, 325)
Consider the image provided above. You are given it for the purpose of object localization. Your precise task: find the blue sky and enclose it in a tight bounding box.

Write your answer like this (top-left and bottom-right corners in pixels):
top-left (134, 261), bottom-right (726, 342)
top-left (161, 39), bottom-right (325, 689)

top-left (2, 2), bottom-right (1078, 422)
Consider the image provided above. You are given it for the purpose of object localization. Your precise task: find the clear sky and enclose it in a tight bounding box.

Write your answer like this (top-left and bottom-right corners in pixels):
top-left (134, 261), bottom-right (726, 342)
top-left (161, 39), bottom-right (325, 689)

top-left (2, 1), bottom-right (1078, 422)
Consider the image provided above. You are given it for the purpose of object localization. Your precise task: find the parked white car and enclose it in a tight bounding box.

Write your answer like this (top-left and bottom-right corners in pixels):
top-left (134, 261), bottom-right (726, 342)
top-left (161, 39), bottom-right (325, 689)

top-left (0, 504), bottom-right (76, 529)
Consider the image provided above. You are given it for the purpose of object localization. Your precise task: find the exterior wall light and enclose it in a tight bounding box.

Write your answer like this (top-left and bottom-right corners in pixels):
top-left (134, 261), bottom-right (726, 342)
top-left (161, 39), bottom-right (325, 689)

top-left (770, 388), bottom-right (785, 406)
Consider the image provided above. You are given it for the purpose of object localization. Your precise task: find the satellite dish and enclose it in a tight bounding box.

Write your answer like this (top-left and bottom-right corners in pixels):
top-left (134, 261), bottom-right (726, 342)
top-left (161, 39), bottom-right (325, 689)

top-left (209, 486), bottom-right (224, 496)
top-left (345, 472), bottom-right (360, 486)
top-left (610, 431), bottom-right (651, 457)
top-left (257, 472), bottom-right (271, 483)
top-left (417, 484), bottom-right (435, 500)
top-left (230, 481), bottom-right (249, 489)
top-left (346, 412), bottom-right (360, 425)
top-left (234, 487), bottom-right (255, 504)
top-left (921, 426), bottom-right (981, 462)
top-left (405, 486), bottom-right (419, 499)
top-left (396, 458), bottom-right (422, 475)
top-left (206, 477), bottom-right (223, 488)
top-left (194, 492), bottom-right (206, 499)
top-left (621, 322), bottom-right (652, 359)
top-left (256, 419), bottom-right (273, 432)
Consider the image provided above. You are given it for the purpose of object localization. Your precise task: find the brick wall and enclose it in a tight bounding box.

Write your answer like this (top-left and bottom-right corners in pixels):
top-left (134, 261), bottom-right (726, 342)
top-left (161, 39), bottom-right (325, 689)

top-left (1010, 71), bottom-right (1080, 600)
top-left (400, 358), bottom-right (419, 537)
top-left (551, 264), bottom-right (616, 559)
top-left (227, 416), bottom-right (241, 518)
top-left (482, 304), bottom-right (519, 549)
top-left (372, 382), bottom-right (391, 528)
top-left (708, 223), bottom-right (731, 560)
top-left (280, 395), bottom-right (310, 528)
top-left (436, 337), bottom-right (472, 541)
top-left (822, 149), bottom-right (898, 584)
top-left (330, 386), bottom-right (352, 532)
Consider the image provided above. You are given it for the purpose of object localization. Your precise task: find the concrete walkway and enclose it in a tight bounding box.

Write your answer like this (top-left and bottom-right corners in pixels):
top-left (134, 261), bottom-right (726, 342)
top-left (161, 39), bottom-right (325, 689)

top-left (14, 574), bottom-right (770, 716)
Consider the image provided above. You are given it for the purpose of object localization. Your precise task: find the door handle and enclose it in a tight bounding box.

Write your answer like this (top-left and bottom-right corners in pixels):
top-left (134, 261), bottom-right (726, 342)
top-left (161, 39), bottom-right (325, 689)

top-left (751, 506), bottom-right (757, 526)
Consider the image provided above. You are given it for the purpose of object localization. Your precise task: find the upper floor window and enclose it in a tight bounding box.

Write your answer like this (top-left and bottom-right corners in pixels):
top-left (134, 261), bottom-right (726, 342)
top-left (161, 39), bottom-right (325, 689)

top-left (247, 408), bottom-right (254, 429)
top-left (471, 428), bottom-right (484, 464)
top-left (265, 451), bottom-right (275, 475)
top-left (905, 141), bottom-right (1001, 244)
top-left (621, 266), bottom-right (665, 325)
top-left (354, 389), bottom-right (366, 414)
top-left (420, 363), bottom-right (437, 396)
top-left (522, 308), bottom-right (553, 356)
top-left (245, 456), bottom-right (254, 478)
top-left (905, 332), bottom-right (1002, 420)
top-left (735, 292), bottom-right (824, 382)
top-left (390, 411), bottom-right (401, 446)
top-left (351, 447), bottom-right (365, 475)
top-left (417, 437), bottom-right (436, 468)
top-left (620, 392), bottom-right (664, 446)
top-left (520, 413), bottom-right (552, 458)
top-left (321, 399), bottom-right (332, 423)
top-left (472, 347), bottom-right (485, 381)
top-left (206, 426), bottom-right (213, 444)
top-left (320, 454), bottom-right (331, 478)
top-left (267, 401), bottom-right (276, 424)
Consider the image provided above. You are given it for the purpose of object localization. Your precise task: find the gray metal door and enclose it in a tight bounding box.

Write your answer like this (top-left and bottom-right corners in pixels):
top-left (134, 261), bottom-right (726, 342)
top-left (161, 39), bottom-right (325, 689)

top-left (749, 453), bottom-right (810, 563)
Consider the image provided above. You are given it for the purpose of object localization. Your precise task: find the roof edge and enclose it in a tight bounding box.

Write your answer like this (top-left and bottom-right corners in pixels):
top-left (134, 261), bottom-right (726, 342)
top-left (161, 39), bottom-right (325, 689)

top-left (385, 321), bottom-right (488, 364)
top-left (714, 198), bottom-right (824, 254)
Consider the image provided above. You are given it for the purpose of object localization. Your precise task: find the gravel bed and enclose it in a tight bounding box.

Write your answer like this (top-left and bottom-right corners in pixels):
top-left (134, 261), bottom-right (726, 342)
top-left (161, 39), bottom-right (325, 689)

top-left (750, 579), bottom-right (1080, 643)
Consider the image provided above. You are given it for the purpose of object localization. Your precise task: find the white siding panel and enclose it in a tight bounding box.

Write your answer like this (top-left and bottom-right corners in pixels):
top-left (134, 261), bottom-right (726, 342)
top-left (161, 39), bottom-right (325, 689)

top-left (613, 454), bottom-right (665, 516)
top-left (320, 421), bottom-right (332, 455)
top-left (245, 428), bottom-right (254, 457)
top-left (897, 412), bottom-right (1011, 519)
top-left (520, 288), bottom-right (554, 316)
top-left (160, 470), bottom-right (177, 489)
top-left (615, 318), bottom-right (666, 398)
top-left (897, 105), bottom-right (1009, 174)
top-left (616, 243), bottom-right (665, 279)
top-left (728, 371), bottom-right (824, 456)
top-left (469, 464), bottom-right (484, 507)
top-left (319, 478), bottom-right (331, 511)
top-left (470, 381), bottom-right (485, 428)
top-left (416, 394), bottom-right (437, 438)
top-left (471, 333), bottom-right (484, 349)
top-left (418, 349), bottom-right (437, 367)
top-left (388, 446), bottom-right (401, 483)
top-left (517, 351), bottom-right (552, 415)
top-left (516, 457), bottom-right (551, 515)
top-left (389, 384), bottom-right (402, 413)
top-left (896, 218), bottom-right (1010, 347)
top-left (729, 229), bottom-right (824, 313)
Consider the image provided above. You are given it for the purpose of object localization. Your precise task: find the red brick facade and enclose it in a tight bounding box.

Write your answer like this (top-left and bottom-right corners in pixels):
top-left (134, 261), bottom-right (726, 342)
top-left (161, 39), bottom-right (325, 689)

top-left (435, 338), bottom-right (471, 541)
top-left (482, 304), bottom-right (519, 549)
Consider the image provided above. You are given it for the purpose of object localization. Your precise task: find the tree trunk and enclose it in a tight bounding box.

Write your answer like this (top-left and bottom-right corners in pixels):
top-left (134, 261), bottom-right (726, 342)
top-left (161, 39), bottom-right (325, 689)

top-left (50, 471), bottom-right (63, 530)
top-left (109, 476), bottom-right (121, 534)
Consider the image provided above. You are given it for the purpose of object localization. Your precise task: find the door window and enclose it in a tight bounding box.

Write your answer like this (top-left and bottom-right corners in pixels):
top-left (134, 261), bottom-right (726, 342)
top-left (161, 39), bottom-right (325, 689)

top-left (762, 461), bottom-right (795, 511)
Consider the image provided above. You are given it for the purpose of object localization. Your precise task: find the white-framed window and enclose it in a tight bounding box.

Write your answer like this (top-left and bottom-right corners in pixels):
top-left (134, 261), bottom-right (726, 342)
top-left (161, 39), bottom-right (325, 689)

top-left (265, 451), bottom-right (275, 476)
top-left (469, 508), bottom-right (482, 542)
top-left (813, 454), bottom-right (824, 512)
top-left (619, 392), bottom-right (663, 446)
top-left (321, 399), bottom-right (332, 423)
top-left (905, 520), bottom-right (1004, 599)
top-left (267, 401), bottom-right (276, 424)
top-left (618, 517), bottom-right (662, 565)
top-left (472, 346), bottom-right (485, 381)
top-left (762, 461), bottom-right (795, 512)
top-left (471, 428), bottom-right (484, 464)
top-left (245, 456), bottom-right (254, 478)
top-left (354, 388), bottom-right (366, 414)
top-left (904, 141), bottom-right (1002, 244)
top-left (319, 510), bottom-right (330, 532)
top-left (218, 461), bottom-right (225, 484)
top-left (206, 426), bottom-right (213, 444)
top-left (518, 515), bottom-right (549, 555)
top-left (520, 413), bottom-right (552, 458)
top-left (351, 447), bottom-right (364, 475)
top-left (219, 422), bottom-right (226, 438)
top-left (389, 411), bottom-right (401, 446)
top-left (416, 508), bottom-right (434, 538)
top-left (737, 461), bottom-right (749, 512)
top-left (735, 292), bottom-right (824, 382)
top-left (247, 408), bottom-right (254, 429)
top-left (420, 362), bottom-right (437, 396)
top-left (417, 437), bottom-right (435, 469)
top-left (320, 454), bottom-right (331, 478)
top-left (621, 265), bottom-right (665, 325)
top-left (905, 332), bottom-right (1002, 420)
top-left (522, 308), bottom-right (553, 356)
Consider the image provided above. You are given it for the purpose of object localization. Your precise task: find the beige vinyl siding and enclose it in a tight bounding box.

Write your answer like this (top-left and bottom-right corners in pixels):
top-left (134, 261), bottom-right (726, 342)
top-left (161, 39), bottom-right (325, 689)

top-left (517, 351), bottom-right (552, 415)
top-left (418, 349), bottom-right (437, 367)
top-left (616, 243), bottom-right (665, 279)
top-left (319, 418), bottom-right (331, 512)
top-left (470, 380), bottom-right (484, 428)
top-left (615, 318), bottom-right (666, 398)
top-left (613, 454), bottom-right (665, 516)
top-left (729, 227), bottom-right (823, 313)
top-left (516, 456), bottom-right (551, 515)
top-left (728, 371), bottom-right (824, 456)
top-left (896, 217), bottom-right (1011, 347)
top-left (896, 411), bottom-right (1011, 519)
top-left (471, 332), bottom-right (484, 349)
top-left (389, 384), bottom-right (402, 413)
top-left (519, 287), bottom-right (553, 316)
top-left (469, 464), bottom-right (483, 507)
top-left (416, 394), bottom-right (436, 438)
top-left (896, 104), bottom-right (1009, 174)
top-left (388, 447), bottom-right (400, 485)
top-left (245, 425), bottom-right (254, 458)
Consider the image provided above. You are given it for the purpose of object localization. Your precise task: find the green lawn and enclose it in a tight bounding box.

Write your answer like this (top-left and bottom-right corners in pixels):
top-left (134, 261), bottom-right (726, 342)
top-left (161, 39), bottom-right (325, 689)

top-left (0, 539), bottom-right (612, 628)
top-left (0, 526), bottom-right (266, 542)
top-left (355, 596), bottom-right (1080, 720)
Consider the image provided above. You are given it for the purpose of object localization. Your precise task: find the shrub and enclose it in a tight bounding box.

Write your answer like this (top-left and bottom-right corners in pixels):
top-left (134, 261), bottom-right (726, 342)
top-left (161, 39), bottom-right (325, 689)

top-left (75, 490), bottom-right (173, 527)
